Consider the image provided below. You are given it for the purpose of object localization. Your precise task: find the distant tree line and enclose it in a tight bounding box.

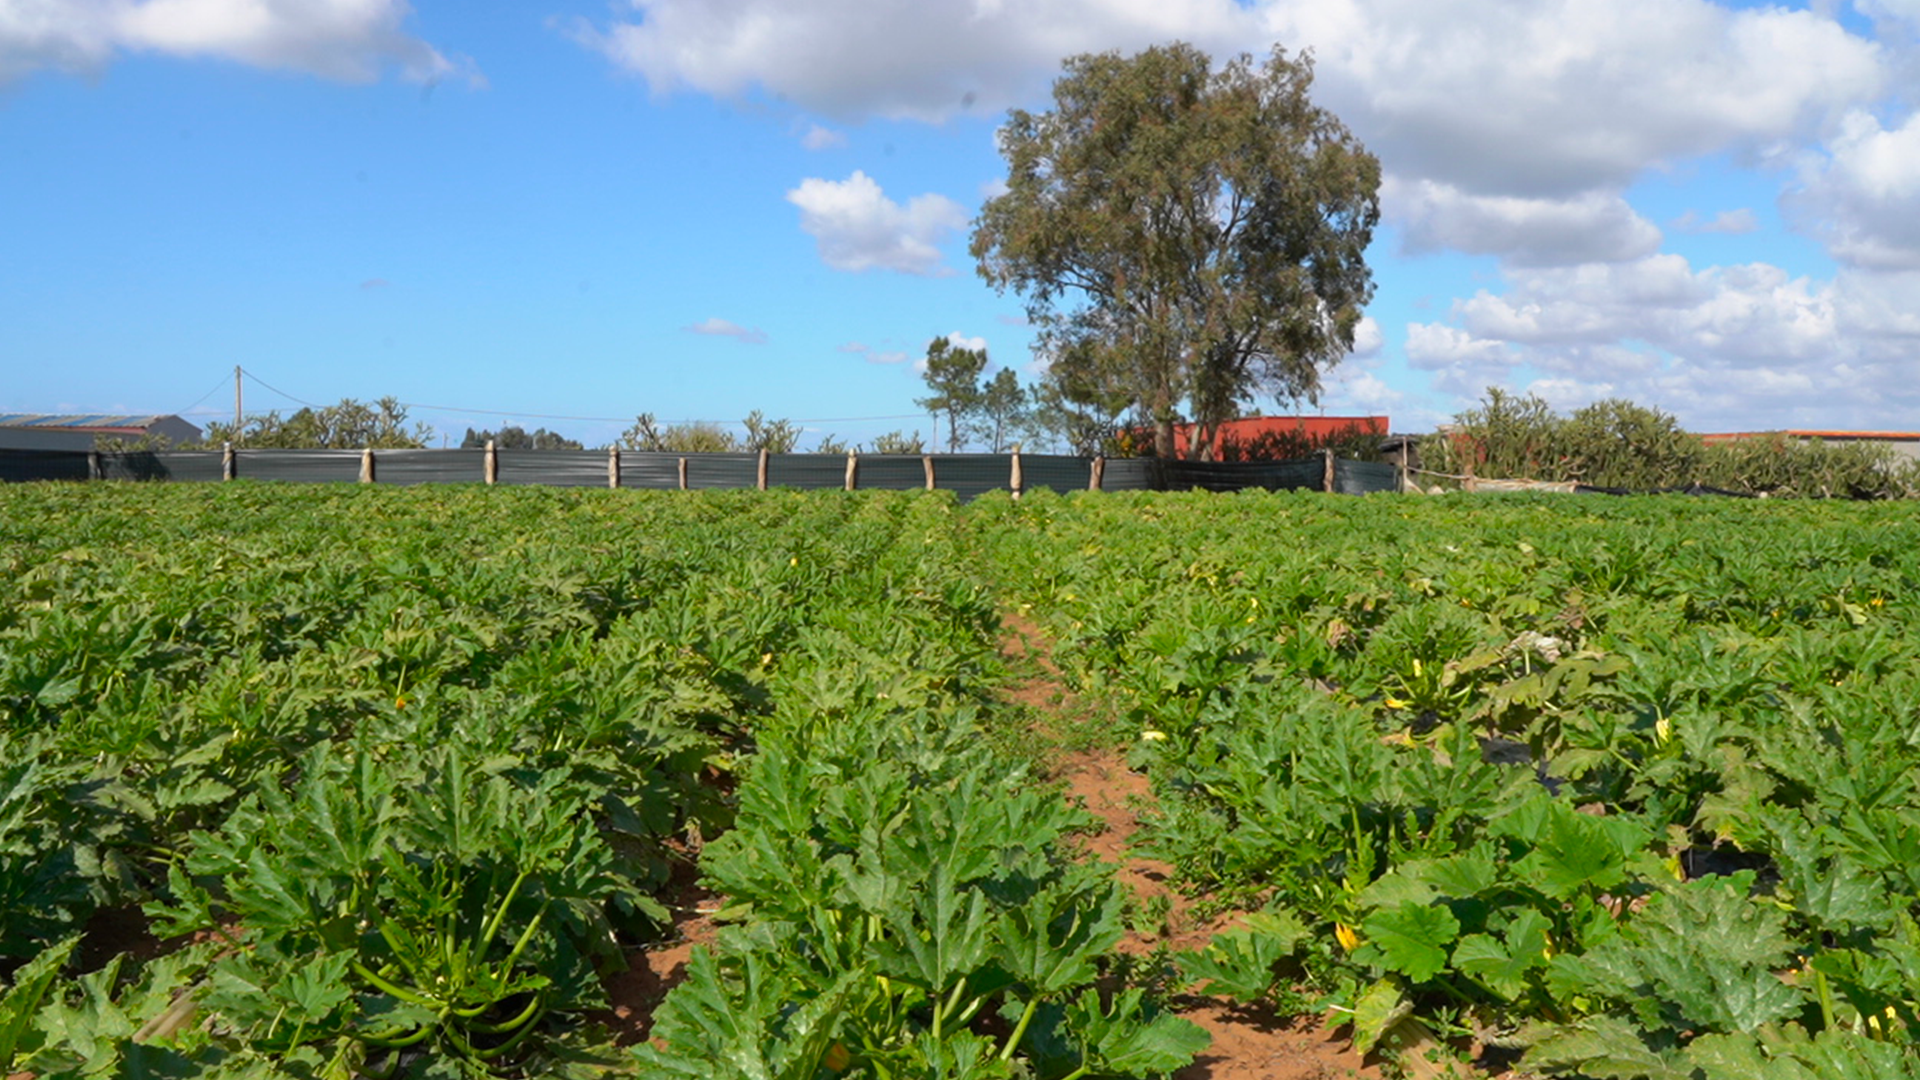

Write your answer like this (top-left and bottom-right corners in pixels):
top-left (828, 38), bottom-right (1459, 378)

top-left (202, 397), bottom-right (432, 449)
top-left (1425, 389), bottom-right (1920, 499)
top-left (460, 426), bottom-right (581, 451)
top-left (614, 410), bottom-right (925, 456)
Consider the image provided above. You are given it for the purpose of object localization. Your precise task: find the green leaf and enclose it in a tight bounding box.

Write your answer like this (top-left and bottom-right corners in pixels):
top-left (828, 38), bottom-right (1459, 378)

top-left (1452, 908), bottom-right (1549, 1001)
top-left (1349, 978), bottom-right (1410, 1056)
top-left (1360, 902), bottom-right (1460, 983)
top-left (1520, 1015), bottom-right (1693, 1080)
top-left (1062, 986), bottom-right (1210, 1077)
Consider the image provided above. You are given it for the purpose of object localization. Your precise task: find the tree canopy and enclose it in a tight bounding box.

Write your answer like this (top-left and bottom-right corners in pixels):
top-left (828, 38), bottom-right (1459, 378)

top-left (972, 42), bottom-right (1380, 459)
top-left (460, 426), bottom-right (583, 451)
top-left (204, 397), bottom-right (430, 449)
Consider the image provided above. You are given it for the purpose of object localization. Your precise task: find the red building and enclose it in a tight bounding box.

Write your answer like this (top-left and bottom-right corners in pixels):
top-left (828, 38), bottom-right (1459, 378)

top-left (1166, 415), bottom-right (1390, 459)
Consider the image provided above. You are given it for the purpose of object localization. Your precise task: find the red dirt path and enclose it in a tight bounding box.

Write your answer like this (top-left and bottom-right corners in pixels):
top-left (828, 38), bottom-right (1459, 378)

top-left (1000, 612), bottom-right (1383, 1080)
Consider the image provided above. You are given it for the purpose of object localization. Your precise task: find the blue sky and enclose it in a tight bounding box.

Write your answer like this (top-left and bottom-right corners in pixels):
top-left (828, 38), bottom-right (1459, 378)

top-left (3, 0), bottom-right (1917, 450)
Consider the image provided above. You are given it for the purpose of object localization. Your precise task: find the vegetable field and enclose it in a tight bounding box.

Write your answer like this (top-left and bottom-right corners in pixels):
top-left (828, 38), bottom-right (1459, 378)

top-left (4, 484), bottom-right (1920, 1079)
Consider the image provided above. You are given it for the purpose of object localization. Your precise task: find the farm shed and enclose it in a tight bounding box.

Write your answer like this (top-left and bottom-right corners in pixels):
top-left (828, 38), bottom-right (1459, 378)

top-left (0, 414), bottom-right (202, 452)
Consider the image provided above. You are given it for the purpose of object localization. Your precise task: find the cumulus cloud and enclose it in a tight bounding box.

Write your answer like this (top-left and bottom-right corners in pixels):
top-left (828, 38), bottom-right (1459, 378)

top-left (1387, 178), bottom-right (1663, 266)
top-left (1791, 109), bottom-right (1920, 269)
top-left (576, 0), bottom-right (1254, 122)
top-left (1673, 208), bottom-right (1760, 234)
top-left (1405, 254), bottom-right (1920, 430)
top-left (0, 0), bottom-right (467, 84)
top-left (684, 317), bottom-right (768, 345)
top-left (786, 171), bottom-right (967, 275)
top-left (1271, 0), bottom-right (1881, 198)
top-left (800, 123), bottom-right (846, 150)
top-left (839, 341), bottom-right (910, 363)
top-left (577, 1), bottom-right (1880, 191)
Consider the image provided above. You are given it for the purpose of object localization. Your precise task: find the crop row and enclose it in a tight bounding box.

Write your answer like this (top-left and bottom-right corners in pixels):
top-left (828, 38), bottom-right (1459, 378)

top-left (8, 483), bottom-right (1920, 1078)
top-left (976, 490), bottom-right (1920, 1076)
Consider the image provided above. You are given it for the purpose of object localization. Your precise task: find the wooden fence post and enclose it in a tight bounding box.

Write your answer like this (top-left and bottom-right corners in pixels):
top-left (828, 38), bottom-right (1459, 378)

top-left (757, 448), bottom-right (769, 491)
top-left (88, 450), bottom-right (103, 482)
top-left (608, 446), bottom-right (620, 489)
top-left (1010, 447), bottom-right (1023, 500)
top-left (222, 441), bottom-right (235, 482)
top-left (922, 454), bottom-right (935, 491)
top-left (1322, 448), bottom-right (1334, 494)
top-left (1090, 455), bottom-right (1105, 492)
top-left (360, 447), bottom-right (376, 484)
top-left (844, 451), bottom-right (858, 492)
top-left (677, 456), bottom-right (689, 491)
top-left (1399, 441), bottom-right (1409, 493)
top-left (484, 439), bottom-right (497, 485)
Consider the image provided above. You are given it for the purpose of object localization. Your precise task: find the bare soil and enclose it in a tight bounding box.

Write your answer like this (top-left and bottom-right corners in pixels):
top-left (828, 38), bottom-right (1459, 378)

top-left (999, 611), bottom-right (1384, 1080)
top-left (592, 860), bottom-right (722, 1047)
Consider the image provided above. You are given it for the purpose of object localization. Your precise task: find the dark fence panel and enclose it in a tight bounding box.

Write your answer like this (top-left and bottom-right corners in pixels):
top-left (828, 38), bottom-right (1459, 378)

top-left (934, 454), bottom-right (1017, 502)
top-left (619, 452), bottom-right (683, 490)
top-left (376, 449), bottom-right (485, 486)
top-left (497, 450), bottom-right (605, 487)
top-left (687, 453), bottom-right (758, 490)
top-left (1335, 459), bottom-right (1401, 495)
top-left (1, 444), bottom-right (1398, 498)
top-left (1101, 457), bottom-right (1158, 491)
top-left (0, 448), bottom-right (90, 482)
top-left (236, 450), bottom-right (363, 484)
top-left (1161, 458), bottom-right (1324, 492)
top-left (149, 452), bottom-right (226, 482)
top-left (769, 453), bottom-right (848, 490)
top-left (857, 456), bottom-right (931, 491)
top-left (1019, 454), bottom-right (1093, 495)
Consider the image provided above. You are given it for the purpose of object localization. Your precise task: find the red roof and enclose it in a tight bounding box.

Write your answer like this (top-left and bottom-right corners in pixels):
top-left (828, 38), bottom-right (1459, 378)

top-left (1171, 415), bottom-right (1388, 456)
top-left (1702, 430), bottom-right (1920, 443)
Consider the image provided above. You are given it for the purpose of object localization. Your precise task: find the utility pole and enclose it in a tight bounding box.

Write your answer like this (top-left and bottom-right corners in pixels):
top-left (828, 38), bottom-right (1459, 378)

top-left (233, 365), bottom-right (242, 437)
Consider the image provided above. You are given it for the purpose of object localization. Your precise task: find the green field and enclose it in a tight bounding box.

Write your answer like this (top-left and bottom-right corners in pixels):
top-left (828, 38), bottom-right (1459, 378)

top-left (5, 483), bottom-right (1920, 1078)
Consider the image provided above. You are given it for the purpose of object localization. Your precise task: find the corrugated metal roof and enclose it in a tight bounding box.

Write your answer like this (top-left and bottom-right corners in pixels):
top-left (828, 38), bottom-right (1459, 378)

top-left (0, 413), bottom-right (170, 431)
top-left (1702, 430), bottom-right (1920, 442)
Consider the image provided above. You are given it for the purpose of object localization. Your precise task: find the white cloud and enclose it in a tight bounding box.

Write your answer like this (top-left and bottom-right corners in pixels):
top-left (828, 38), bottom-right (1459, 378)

top-left (1404, 254), bottom-right (1920, 430)
top-left (1673, 208), bottom-right (1760, 234)
top-left (1387, 178), bottom-right (1663, 266)
top-left (1792, 108), bottom-right (1920, 269)
top-left (578, 1), bottom-right (1881, 192)
top-left (839, 341), bottom-right (910, 363)
top-left (684, 317), bottom-right (769, 344)
top-left (944, 331), bottom-right (987, 352)
top-left (577, 0), bottom-right (1254, 122)
top-left (1274, 0), bottom-right (1882, 198)
top-left (1349, 315), bottom-right (1383, 358)
top-left (786, 170), bottom-right (966, 275)
top-left (800, 123), bottom-right (846, 150)
top-left (0, 0), bottom-right (466, 84)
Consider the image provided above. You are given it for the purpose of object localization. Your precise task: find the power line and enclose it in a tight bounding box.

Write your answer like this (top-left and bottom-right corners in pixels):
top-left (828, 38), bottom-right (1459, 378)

top-left (172, 374), bottom-right (232, 418)
top-left (239, 368), bottom-right (322, 410)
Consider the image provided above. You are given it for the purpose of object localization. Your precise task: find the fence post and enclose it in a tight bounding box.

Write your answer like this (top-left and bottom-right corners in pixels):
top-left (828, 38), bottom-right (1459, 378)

top-left (484, 440), bottom-right (498, 485)
top-left (678, 456), bottom-right (689, 491)
top-left (756, 448), bottom-right (769, 491)
top-left (922, 454), bottom-right (935, 491)
top-left (608, 446), bottom-right (620, 490)
top-left (1322, 448), bottom-right (1334, 494)
top-left (222, 441), bottom-right (235, 482)
top-left (1010, 447), bottom-right (1023, 500)
top-left (88, 450), bottom-right (102, 482)
top-left (1399, 441), bottom-right (1409, 493)
top-left (360, 447), bottom-right (376, 484)
top-left (1090, 455), bottom-right (1105, 492)
top-left (844, 451), bottom-right (858, 492)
